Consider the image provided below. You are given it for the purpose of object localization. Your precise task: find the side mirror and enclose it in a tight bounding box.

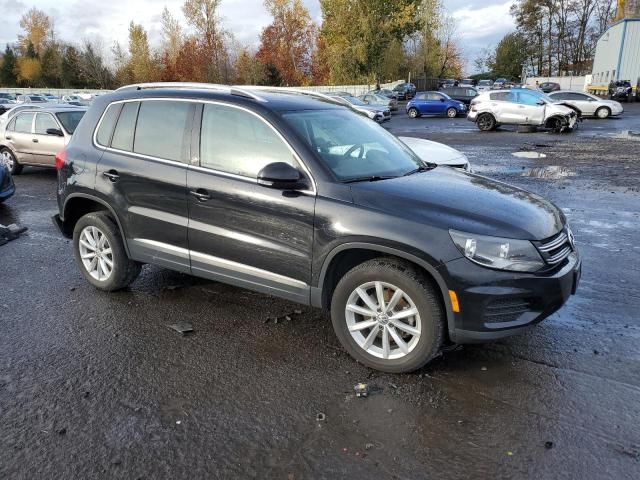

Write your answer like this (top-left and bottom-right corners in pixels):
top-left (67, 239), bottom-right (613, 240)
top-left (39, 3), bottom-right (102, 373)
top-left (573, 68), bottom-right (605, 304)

top-left (46, 128), bottom-right (64, 136)
top-left (536, 99), bottom-right (545, 105)
top-left (440, 98), bottom-right (445, 102)
top-left (257, 162), bottom-right (305, 190)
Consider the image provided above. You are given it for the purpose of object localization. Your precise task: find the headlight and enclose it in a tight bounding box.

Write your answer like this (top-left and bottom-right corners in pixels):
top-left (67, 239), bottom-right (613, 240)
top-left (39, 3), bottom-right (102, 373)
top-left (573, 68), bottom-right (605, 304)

top-left (449, 230), bottom-right (544, 272)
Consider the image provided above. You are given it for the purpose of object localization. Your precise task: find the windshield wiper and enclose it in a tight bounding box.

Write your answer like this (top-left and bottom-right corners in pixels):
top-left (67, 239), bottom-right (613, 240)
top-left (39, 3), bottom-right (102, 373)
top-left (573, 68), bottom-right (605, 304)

top-left (342, 175), bottom-right (399, 184)
top-left (403, 163), bottom-right (437, 176)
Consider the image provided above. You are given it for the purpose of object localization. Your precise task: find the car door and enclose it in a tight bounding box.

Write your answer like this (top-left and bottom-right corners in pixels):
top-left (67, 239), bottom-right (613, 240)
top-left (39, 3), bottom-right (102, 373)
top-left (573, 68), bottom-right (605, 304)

top-left (4, 112), bottom-right (35, 163)
top-left (567, 92), bottom-right (596, 116)
top-left (31, 112), bottom-right (65, 165)
top-left (412, 93), bottom-right (428, 114)
top-left (186, 102), bottom-right (315, 303)
top-left (511, 91), bottom-right (545, 125)
top-left (427, 93), bottom-right (448, 114)
top-left (94, 99), bottom-right (195, 273)
top-left (488, 91), bottom-right (518, 123)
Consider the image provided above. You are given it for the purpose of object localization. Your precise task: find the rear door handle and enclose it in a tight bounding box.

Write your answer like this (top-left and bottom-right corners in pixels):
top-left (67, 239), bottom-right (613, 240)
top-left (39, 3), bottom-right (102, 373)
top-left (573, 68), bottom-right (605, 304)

top-left (103, 170), bottom-right (119, 182)
top-left (190, 189), bottom-right (211, 202)
top-left (32, 138), bottom-right (39, 143)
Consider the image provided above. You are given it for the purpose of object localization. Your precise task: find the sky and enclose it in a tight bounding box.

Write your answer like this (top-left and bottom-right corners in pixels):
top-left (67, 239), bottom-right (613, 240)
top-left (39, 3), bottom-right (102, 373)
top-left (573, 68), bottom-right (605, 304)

top-left (0, 0), bottom-right (516, 75)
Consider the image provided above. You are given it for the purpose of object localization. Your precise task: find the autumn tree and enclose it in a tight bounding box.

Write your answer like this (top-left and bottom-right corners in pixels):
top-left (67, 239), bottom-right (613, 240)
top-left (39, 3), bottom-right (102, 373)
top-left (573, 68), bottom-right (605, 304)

top-left (128, 22), bottom-right (160, 83)
top-left (234, 48), bottom-right (266, 85)
top-left (161, 7), bottom-right (183, 69)
top-left (16, 57), bottom-right (42, 86)
top-left (256, 0), bottom-right (316, 85)
top-left (319, 0), bottom-right (422, 84)
top-left (19, 7), bottom-right (51, 56)
top-left (183, 0), bottom-right (231, 82)
top-left (0, 46), bottom-right (18, 87)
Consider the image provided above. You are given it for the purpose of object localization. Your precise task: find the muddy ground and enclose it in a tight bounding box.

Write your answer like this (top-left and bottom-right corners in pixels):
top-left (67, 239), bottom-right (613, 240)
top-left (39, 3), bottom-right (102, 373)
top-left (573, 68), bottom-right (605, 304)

top-left (1, 104), bottom-right (639, 479)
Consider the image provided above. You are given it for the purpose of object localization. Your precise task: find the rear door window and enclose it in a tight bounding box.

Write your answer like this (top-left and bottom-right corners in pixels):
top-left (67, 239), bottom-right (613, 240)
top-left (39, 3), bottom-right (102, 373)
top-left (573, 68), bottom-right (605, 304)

top-left (34, 113), bottom-right (59, 135)
top-left (13, 113), bottom-right (35, 133)
top-left (133, 100), bottom-right (193, 162)
top-left (490, 92), bottom-right (513, 101)
top-left (111, 102), bottom-right (139, 152)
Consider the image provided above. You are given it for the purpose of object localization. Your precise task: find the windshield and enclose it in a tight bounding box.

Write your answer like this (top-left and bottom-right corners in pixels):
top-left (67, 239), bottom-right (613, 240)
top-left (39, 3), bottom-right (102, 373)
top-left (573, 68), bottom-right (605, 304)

top-left (282, 109), bottom-right (424, 181)
top-left (56, 111), bottom-right (86, 134)
top-left (522, 89), bottom-right (554, 103)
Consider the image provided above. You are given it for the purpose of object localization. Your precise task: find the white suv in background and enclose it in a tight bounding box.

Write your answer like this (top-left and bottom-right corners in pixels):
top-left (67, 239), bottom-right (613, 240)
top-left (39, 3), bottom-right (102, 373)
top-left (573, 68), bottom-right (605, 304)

top-left (547, 91), bottom-right (623, 119)
top-left (468, 88), bottom-right (578, 132)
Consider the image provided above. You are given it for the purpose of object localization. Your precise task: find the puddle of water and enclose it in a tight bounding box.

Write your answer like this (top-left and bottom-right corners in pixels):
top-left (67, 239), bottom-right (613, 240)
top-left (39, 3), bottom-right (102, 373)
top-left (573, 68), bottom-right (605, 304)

top-left (512, 151), bottom-right (547, 159)
top-left (522, 166), bottom-right (575, 179)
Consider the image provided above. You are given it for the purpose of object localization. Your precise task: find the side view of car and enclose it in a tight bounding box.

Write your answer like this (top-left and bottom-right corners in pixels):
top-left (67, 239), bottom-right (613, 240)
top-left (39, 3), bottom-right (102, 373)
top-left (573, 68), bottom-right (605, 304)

top-left (547, 91), bottom-right (623, 118)
top-left (440, 86), bottom-right (478, 105)
top-left (406, 91), bottom-right (467, 118)
top-left (54, 82), bottom-right (580, 373)
top-left (369, 88), bottom-right (398, 100)
top-left (476, 79), bottom-right (494, 92)
top-left (359, 92), bottom-right (398, 111)
top-left (468, 89), bottom-right (577, 132)
top-left (393, 82), bottom-right (416, 100)
top-left (327, 93), bottom-right (391, 122)
top-left (0, 106), bottom-right (87, 174)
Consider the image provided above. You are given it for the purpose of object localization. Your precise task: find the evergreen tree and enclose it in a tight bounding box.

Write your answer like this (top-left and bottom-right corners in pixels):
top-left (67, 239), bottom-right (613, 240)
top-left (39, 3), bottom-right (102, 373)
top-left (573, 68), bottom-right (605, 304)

top-left (0, 46), bottom-right (18, 87)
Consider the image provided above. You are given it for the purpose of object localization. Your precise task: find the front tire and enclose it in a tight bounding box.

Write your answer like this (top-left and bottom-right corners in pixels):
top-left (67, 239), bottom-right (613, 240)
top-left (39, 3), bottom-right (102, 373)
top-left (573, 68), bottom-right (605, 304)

top-left (408, 107), bottom-right (420, 118)
top-left (446, 107), bottom-right (458, 118)
top-left (330, 258), bottom-right (444, 373)
top-left (1, 148), bottom-right (22, 175)
top-left (73, 212), bottom-right (141, 291)
top-left (595, 106), bottom-right (610, 119)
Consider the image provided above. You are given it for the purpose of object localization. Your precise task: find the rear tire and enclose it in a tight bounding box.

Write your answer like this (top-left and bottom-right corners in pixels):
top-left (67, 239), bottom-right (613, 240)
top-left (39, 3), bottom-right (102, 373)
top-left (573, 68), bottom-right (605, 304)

top-left (595, 106), bottom-right (610, 119)
top-left (408, 107), bottom-right (420, 119)
top-left (330, 258), bottom-right (444, 373)
top-left (73, 212), bottom-right (141, 291)
top-left (476, 113), bottom-right (496, 131)
top-left (1, 148), bottom-right (22, 175)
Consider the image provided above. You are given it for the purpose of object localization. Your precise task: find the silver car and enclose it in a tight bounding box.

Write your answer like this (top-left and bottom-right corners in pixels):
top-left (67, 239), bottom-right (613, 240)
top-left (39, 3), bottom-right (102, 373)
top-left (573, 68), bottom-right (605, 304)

top-left (547, 91), bottom-right (623, 119)
top-left (0, 106), bottom-right (87, 174)
top-left (359, 92), bottom-right (398, 111)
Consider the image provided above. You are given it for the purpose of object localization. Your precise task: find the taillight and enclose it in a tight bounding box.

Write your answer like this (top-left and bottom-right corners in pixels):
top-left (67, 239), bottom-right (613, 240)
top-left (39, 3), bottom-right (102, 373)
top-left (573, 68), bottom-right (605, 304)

top-left (55, 150), bottom-right (66, 171)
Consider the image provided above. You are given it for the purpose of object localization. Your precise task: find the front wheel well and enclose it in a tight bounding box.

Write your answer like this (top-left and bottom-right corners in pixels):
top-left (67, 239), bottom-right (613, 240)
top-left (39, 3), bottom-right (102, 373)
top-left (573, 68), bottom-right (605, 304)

top-left (320, 249), bottom-right (449, 335)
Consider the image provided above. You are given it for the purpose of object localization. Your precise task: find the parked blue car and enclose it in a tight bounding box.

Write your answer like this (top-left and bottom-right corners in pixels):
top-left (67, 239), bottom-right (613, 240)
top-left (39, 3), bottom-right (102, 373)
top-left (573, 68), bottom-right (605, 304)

top-left (406, 91), bottom-right (467, 118)
top-left (0, 164), bottom-right (15, 203)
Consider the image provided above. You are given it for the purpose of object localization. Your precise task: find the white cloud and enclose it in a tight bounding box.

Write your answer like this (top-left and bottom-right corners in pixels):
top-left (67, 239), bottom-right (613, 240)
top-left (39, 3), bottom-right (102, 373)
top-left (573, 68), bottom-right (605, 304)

top-left (452, 1), bottom-right (514, 41)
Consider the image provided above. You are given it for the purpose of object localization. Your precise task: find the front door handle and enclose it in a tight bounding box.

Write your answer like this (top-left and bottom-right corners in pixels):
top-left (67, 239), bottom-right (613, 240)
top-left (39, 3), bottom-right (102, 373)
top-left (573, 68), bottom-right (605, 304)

top-left (103, 170), bottom-right (119, 182)
top-left (32, 138), bottom-right (39, 143)
top-left (5, 136), bottom-right (11, 140)
top-left (190, 189), bottom-right (211, 202)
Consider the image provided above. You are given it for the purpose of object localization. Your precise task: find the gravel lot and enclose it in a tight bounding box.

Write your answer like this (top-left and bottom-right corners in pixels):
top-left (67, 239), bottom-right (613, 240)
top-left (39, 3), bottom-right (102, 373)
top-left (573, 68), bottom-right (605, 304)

top-left (1, 103), bottom-right (639, 479)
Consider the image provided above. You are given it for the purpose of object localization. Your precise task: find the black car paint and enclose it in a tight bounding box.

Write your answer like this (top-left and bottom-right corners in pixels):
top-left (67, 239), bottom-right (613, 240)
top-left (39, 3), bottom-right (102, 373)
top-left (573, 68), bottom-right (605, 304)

top-left (440, 87), bottom-right (479, 105)
top-left (55, 87), bottom-right (579, 343)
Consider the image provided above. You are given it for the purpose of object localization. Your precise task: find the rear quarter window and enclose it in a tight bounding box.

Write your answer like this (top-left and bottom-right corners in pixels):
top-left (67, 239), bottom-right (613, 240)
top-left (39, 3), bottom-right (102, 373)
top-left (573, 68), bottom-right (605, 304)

top-left (95, 104), bottom-right (122, 145)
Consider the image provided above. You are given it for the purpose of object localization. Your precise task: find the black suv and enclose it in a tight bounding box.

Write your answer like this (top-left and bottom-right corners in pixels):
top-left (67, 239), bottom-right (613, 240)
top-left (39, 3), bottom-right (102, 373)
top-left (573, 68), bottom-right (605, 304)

top-left (54, 83), bottom-right (581, 373)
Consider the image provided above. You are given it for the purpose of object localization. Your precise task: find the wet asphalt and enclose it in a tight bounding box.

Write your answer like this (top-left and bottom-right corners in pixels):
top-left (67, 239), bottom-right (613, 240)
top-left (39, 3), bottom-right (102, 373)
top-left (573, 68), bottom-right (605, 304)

top-left (1, 104), bottom-right (640, 479)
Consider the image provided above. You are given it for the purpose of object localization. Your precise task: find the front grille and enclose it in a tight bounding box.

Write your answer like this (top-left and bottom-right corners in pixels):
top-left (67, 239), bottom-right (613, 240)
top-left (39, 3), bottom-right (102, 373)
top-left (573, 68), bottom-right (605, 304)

top-left (535, 230), bottom-right (573, 266)
top-left (485, 298), bottom-right (532, 323)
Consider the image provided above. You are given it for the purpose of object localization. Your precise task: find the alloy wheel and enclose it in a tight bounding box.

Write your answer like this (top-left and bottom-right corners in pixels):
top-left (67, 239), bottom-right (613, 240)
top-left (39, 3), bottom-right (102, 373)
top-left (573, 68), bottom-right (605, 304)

top-left (447, 108), bottom-right (457, 118)
top-left (345, 281), bottom-right (422, 360)
top-left (78, 226), bottom-right (113, 281)
top-left (478, 114), bottom-right (493, 130)
top-left (1, 150), bottom-right (14, 171)
top-left (596, 107), bottom-right (610, 119)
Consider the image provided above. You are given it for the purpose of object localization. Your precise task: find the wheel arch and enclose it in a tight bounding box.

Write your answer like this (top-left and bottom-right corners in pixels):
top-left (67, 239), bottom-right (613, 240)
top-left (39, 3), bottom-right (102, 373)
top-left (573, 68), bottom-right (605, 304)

top-left (313, 242), bottom-right (455, 339)
top-left (61, 194), bottom-right (131, 256)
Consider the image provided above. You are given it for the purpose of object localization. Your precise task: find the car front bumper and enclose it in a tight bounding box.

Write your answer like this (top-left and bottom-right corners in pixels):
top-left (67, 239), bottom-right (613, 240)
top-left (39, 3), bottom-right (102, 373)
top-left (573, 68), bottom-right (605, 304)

top-left (438, 251), bottom-right (581, 343)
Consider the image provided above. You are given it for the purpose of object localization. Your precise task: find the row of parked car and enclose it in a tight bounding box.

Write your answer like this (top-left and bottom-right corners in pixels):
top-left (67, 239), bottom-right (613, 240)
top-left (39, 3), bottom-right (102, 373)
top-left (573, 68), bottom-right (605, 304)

top-left (0, 92), bottom-right (99, 115)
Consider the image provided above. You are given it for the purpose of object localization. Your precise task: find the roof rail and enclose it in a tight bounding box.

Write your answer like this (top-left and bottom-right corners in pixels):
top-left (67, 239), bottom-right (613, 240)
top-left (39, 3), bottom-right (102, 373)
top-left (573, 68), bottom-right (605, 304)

top-left (115, 82), bottom-right (266, 101)
top-left (235, 86), bottom-right (343, 105)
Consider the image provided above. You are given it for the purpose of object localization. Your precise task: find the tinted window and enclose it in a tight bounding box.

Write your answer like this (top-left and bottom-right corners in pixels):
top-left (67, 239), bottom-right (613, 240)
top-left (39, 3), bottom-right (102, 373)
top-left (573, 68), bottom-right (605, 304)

top-left (111, 102), bottom-right (139, 151)
top-left (56, 111), bottom-right (86, 134)
top-left (515, 91), bottom-right (541, 106)
top-left (490, 92), bottom-right (512, 101)
top-left (415, 93), bottom-right (427, 100)
top-left (13, 113), bottom-right (34, 133)
top-left (200, 104), bottom-right (296, 178)
top-left (96, 104), bottom-right (122, 145)
top-left (427, 93), bottom-right (444, 100)
top-left (34, 113), bottom-right (59, 134)
top-left (134, 101), bottom-right (192, 162)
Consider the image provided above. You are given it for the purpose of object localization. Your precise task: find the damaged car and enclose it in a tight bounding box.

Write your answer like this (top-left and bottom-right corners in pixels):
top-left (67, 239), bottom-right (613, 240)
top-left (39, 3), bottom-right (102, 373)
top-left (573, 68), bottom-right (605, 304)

top-left (468, 88), bottom-right (578, 132)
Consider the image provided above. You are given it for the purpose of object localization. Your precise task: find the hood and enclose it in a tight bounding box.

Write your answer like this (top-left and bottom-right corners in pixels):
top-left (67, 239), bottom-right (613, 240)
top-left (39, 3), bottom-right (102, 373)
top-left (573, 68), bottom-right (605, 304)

top-left (350, 168), bottom-right (564, 240)
top-left (355, 104), bottom-right (387, 113)
top-left (547, 102), bottom-right (574, 115)
top-left (399, 137), bottom-right (468, 166)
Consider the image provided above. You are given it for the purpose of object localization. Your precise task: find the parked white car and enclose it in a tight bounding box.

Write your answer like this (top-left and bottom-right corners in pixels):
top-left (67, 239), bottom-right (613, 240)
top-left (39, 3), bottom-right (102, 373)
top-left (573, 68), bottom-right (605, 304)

top-left (399, 136), bottom-right (471, 172)
top-left (467, 88), bottom-right (578, 132)
top-left (547, 91), bottom-right (623, 118)
top-left (476, 80), bottom-right (494, 92)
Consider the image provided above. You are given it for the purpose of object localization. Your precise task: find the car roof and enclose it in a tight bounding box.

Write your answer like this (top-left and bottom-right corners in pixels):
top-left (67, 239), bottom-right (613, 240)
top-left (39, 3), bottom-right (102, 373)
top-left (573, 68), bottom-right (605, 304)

top-left (13, 105), bottom-right (88, 114)
top-left (109, 84), bottom-right (344, 112)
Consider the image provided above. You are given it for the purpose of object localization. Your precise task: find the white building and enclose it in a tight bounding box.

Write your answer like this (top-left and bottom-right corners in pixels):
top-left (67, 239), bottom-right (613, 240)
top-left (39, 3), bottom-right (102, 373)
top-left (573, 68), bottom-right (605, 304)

top-left (591, 1), bottom-right (640, 87)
